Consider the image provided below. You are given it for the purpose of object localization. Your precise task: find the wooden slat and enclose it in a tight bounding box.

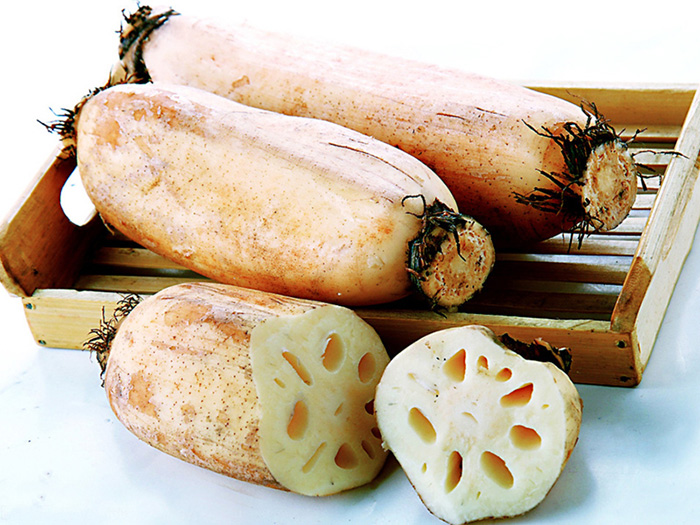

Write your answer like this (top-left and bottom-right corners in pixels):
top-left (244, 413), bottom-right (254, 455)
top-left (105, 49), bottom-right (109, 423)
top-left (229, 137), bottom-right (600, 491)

top-left (525, 82), bottom-right (696, 128)
top-left (355, 308), bottom-right (641, 385)
top-left (603, 216), bottom-right (649, 235)
top-left (633, 194), bottom-right (656, 210)
top-left (21, 289), bottom-right (129, 350)
top-left (22, 288), bottom-right (640, 385)
top-left (529, 237), bottom-right (640, 256)
top-left (492, 253), bottom-right (631, 285)
top-left (74, 274), bottom-right (207, 294)
top-left (466, 292), bottom-right (618, 321)
top-left (89, 246), bottom-right (186, 271)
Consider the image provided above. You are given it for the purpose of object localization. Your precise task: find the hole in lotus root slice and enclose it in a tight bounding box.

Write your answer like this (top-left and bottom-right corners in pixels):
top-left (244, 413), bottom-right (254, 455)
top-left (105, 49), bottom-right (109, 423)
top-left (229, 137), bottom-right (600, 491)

top-left (510, 425), bottom-right (542, 450)
top-left (322, 333), bottom-right (344, 372)
top-left (443, 349), bottom-right (466, 382)
top-left (445, 450), bottom-right (464, 493)
top-left (361, 440), bottom-right (376, 460)
top-left (334, 443), bottom-right (359, 469)
top-left (462, 412), bottom-right (478, 424)
top-left (282, 351), bottom-right (313, 386)
top-left (477, 355), bottom-right (489, 369)
top-left (408, 407), bottom-right (437, 444)
top-left (500, 383), bottom-right (534, 407)
top-left (358, 352), bottom-right (376, 383)
top-left (481, 451), bottom-right (514, 489)
top-left (302, 442), bottom-right (327, 474)
top-left (287, 400), bottom-right (309, 440)
top-left (364, 400), bottom-right (375, 415)
top-left (496, 368), bottom-right (513, 382)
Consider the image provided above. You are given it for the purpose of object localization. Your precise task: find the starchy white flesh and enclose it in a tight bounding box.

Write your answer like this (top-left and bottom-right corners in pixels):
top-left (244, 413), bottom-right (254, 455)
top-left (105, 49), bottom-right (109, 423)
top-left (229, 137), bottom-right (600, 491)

top-left (375, 325), bottom-right (582, 524)
top-left (122, 6), bottom-right (638, 246)
top-left (75, 82), bottom-right (494, 307)
top-left (104, 282), bottom-right (389, 496)
top-left (251, 303), bottom-right (389, 495)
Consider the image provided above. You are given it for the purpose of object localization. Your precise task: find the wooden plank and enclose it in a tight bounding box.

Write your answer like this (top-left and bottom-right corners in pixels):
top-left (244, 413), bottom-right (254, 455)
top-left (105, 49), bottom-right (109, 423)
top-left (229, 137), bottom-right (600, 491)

top-left (525, 82), bottom-right (696, 128)
top-left (465, 292), bottom-right (617, 321)
top-left (531, 237), bottom-right (640, 256)
top-left (616, 125), bottom-right (682, 142)
top-left (74, 274), bottom-right (206, 294)
top-left (22, 289), bottom-right (129, 350)
top-left (603, 216), bottom-right (649, 235)
top-left (355, 308), bottom-right (640, 386)
top-left (88, 246), bottom-right (186, 271)
top-left (22, 288), bottom-right (639, 386)
top-left (0, 148), bottom-right (102, 297)
top-left (633, 194), bottom-right (656, 210)
top-left (492, 253), bottom-right (631, 285)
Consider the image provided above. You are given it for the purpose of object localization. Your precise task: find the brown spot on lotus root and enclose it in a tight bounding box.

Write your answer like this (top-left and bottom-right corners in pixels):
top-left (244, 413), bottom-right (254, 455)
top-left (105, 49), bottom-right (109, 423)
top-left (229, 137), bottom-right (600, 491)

top-left (127, 371), bottom-right (158, 418)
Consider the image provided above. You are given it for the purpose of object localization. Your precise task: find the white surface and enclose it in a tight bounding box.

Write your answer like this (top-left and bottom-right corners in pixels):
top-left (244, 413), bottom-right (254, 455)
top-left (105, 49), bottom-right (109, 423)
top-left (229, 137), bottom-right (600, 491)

top-left (2, 1), bottom-right (700, 523)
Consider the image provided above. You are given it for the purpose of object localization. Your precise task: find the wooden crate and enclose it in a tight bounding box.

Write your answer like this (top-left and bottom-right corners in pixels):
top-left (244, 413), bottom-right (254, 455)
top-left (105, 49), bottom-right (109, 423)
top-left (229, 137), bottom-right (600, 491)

top-left (2, 83), bottom-right (699, 387)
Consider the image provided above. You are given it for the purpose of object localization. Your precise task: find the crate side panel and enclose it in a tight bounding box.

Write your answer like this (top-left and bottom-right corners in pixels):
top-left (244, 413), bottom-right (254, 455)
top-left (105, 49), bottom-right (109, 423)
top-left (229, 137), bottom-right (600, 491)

top-left (613, 86), bottom-right (700, 364)
top-left (356, 309), bottom-right (640, 386)
top-left (22, 289), bottom-right (130, 350)
top-left (0, 150), bottom-right (101, 297)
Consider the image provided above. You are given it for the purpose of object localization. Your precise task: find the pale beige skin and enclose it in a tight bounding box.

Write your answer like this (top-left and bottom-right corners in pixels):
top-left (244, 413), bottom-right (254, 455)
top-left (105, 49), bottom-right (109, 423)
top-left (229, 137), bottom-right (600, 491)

top-left (375, 325), bottom-right (582, 524)
top-left (76, 82), bottom-right (493, 307)
top-left (130, 12), bottom-right (637, 246)
top-left (104, 282), bottom-right (390, 496)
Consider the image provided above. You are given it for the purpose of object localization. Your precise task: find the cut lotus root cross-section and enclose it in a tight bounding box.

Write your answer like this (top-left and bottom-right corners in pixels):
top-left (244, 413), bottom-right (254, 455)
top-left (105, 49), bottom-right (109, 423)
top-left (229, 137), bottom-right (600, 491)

top-left (104, 283), bottom-right (389, 498)
top-left (375, 325), bottom-right (583, 524)
top-left (251, 304), bottom-right (390, 495)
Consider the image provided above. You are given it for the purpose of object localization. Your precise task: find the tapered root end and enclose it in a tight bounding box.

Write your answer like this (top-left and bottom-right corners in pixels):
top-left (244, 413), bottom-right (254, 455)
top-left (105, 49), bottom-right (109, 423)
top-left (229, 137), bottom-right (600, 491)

top-left (406, 199), bottom-right (495, 309)
top-left (517, 103), bottom-right (641, 246)
top-left (119, 5), bottom-right (179, 83)
top-left (417, 219), bottom-right (495, 309)
top-left (581, 141), bottom-right (637, 232)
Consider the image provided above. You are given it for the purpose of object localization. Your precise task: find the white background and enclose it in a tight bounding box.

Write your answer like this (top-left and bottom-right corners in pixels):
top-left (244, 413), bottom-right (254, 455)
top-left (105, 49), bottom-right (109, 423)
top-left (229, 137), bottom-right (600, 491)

top-left (1, 1), bottom-right (700, 523)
